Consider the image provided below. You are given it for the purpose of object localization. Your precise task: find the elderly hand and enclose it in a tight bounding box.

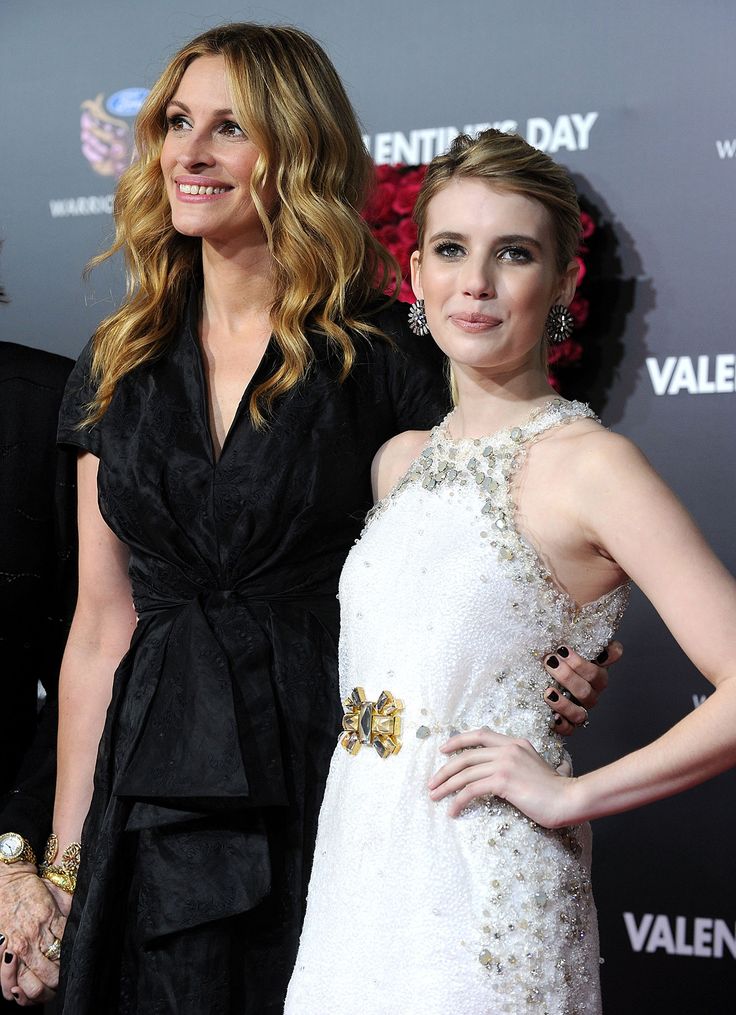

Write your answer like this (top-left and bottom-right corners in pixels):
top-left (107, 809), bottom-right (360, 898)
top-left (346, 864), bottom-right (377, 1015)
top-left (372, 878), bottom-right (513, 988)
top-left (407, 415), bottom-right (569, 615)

top-left (0, 862), bottom-right (67, 1006)
top-left (543, 640), bottom-right (623, 735)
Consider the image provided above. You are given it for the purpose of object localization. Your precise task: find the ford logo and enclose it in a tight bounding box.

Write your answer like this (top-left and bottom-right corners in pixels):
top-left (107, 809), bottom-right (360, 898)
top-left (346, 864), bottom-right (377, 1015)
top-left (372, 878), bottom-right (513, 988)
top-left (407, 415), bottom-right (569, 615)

top-left (106, 88), bottom-right (149, 118)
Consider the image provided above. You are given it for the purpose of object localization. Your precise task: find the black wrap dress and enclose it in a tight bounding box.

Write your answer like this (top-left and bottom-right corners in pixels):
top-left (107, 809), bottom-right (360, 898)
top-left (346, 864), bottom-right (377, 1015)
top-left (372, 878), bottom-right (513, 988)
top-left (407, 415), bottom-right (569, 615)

top-left (56, 296), bottom-right (448, 1014)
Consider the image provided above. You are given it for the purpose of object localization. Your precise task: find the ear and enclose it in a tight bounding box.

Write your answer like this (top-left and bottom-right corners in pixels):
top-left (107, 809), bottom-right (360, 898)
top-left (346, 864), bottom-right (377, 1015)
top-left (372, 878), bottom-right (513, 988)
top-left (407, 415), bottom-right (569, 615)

top-left (554, 258), bottom-right (579, 307)
top-left (410, 249), bottom-right (424, 301)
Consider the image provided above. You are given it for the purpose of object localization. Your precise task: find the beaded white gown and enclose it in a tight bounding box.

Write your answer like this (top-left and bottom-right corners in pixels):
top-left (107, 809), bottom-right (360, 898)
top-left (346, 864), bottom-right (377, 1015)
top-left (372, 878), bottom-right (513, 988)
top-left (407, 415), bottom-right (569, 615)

top-left (284, 399), bottom-right (629, 1015)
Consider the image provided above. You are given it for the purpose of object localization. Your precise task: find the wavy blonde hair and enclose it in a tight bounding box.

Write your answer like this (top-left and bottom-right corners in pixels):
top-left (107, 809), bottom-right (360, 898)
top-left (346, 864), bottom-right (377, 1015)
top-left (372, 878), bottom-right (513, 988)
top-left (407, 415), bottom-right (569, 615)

top-left (85, 23), bottom-right (399, 427)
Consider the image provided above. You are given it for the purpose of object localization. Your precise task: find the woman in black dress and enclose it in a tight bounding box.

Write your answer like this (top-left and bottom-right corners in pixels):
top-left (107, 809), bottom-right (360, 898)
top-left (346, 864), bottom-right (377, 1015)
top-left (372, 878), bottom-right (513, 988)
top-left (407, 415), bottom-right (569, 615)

top-left (42, 24), bottom-right (611, 1014)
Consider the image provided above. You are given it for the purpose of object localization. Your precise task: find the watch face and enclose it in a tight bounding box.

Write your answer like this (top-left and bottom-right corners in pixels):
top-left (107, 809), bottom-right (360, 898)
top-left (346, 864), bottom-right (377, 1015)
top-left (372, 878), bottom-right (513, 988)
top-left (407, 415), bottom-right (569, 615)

top-left (0, 832), bottom-right (24, 861)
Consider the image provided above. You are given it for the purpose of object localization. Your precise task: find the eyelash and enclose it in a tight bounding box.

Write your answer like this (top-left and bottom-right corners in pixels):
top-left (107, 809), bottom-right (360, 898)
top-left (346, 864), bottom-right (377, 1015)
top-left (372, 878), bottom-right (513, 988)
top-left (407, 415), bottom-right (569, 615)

top-left (165, 115), bottom-right (245, 138)
top-left (431, 241), bottom-right (534, 263)
top-left (433, 241), bottom-right (466, 258)
top-left (500, 245), bottom-right (533, 263)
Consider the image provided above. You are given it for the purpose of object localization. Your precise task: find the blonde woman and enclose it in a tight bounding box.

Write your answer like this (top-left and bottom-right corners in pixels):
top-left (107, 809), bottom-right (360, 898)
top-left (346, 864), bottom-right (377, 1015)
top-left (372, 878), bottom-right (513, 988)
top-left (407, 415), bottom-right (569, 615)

top-left (285, 130), bottom-right (736, 1014)
top-left (20, 27), bottom-right (613, 1014)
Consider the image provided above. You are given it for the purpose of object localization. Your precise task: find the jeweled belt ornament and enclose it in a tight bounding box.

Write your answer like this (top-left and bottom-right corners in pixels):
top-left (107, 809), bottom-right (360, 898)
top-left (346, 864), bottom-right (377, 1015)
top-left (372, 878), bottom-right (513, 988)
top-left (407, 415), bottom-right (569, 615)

top-left (340, 687), bottom-right (404, 758)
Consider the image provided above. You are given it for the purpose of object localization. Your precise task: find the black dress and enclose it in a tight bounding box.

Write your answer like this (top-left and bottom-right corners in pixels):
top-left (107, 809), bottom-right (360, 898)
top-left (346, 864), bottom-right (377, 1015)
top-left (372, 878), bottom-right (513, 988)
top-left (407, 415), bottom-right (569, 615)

top-left (56, 297), bottom-right (448, 1014)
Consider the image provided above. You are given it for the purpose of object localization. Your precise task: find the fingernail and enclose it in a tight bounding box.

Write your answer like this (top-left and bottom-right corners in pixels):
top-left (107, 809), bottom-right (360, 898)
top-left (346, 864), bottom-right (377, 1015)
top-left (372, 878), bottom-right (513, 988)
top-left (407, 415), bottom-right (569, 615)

top-left (556, 646), bottom-right (569, 658)
top-left (0, 934), bottom-right (4, 945)
top-left (595, 649), bottom-right (608, 663)
top-left (4, 951), bottom-right (13, 963)
top-left (546, 655), bottom-right (559, 669)
top-left (547, 690), bottom-right (559, 702)
top-left (554, 714), bottom-right (563, 725)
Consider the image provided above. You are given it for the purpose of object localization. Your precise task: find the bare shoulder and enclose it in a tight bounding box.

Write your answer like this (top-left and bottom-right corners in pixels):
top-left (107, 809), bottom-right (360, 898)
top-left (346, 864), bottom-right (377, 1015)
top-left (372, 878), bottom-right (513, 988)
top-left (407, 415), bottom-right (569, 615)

top-left (559, 422), bottom-right (653, 481)
top-left (534, 415), bottom-right (648, 476)
top-left (371, 429), bottom-right (431, 502)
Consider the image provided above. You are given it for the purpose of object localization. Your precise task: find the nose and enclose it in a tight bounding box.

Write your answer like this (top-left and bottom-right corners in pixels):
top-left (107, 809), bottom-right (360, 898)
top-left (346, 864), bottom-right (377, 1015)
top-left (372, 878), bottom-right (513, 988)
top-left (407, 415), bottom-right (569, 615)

top-left (176, 130), bottom-right (216, 171)
top-left (461, 257), bottom-right (495, 300)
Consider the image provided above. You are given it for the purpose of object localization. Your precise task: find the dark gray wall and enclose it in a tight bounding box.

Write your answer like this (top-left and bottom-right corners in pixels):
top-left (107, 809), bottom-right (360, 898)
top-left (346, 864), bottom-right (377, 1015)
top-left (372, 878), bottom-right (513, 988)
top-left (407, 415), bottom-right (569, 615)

top-left (1, 1), bottom-right (734, 1010)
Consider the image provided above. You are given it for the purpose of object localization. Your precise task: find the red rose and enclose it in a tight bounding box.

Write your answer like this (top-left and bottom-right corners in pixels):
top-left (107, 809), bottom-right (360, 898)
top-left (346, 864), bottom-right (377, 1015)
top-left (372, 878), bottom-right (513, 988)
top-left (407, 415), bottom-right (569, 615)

top-left (569, 294), bottom-right (589, 328)
top-left (374, 225), bottom-right (401, 249)
top-left (580, 211), bottom-right (595, 239)
top-left (374, 164), bottom-right (402, 185)
top-left (363, 182), bottom-right (398, 225)
top-left (393, 180), bottom-right (423, 216)
top-left (397, 217), bottom-right (418, 244)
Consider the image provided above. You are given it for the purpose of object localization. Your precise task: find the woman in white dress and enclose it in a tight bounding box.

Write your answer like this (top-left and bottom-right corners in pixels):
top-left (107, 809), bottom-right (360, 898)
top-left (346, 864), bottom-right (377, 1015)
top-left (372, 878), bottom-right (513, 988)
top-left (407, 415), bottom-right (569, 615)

top-left (284, 130), bottom-right (736, 1014)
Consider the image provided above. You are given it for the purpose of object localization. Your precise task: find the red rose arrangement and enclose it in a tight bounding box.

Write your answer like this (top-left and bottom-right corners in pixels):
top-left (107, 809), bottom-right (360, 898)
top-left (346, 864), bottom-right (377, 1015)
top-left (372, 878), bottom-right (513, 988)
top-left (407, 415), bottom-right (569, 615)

top-left (363, 164), bottom-right (596, 389)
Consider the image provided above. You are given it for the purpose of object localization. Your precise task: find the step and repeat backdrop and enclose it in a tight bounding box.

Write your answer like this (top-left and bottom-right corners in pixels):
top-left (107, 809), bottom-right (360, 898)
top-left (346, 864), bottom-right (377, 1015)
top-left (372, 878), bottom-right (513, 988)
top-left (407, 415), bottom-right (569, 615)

top-left (1, 1), bottom-right (734, 1011)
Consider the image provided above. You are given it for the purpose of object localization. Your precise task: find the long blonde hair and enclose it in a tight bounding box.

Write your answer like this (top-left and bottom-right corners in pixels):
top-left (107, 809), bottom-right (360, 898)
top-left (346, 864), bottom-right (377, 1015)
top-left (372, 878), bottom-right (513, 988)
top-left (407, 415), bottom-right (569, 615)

top-left (85, 23), bottom-right (398, 427)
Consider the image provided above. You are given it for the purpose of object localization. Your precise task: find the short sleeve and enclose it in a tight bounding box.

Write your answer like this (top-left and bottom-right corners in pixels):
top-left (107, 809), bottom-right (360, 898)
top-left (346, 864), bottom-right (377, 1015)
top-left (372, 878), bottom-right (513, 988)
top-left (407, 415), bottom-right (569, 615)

top-left (376, 302), bottom-right (451, 432)
top-left (57, 338), bottom-right (102, 456)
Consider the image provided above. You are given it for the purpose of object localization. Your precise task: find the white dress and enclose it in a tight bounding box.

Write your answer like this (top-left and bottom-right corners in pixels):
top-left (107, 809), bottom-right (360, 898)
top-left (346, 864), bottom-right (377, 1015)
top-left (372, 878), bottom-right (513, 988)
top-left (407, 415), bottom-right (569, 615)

top-left (284, 399), bottom-right (629, 1015)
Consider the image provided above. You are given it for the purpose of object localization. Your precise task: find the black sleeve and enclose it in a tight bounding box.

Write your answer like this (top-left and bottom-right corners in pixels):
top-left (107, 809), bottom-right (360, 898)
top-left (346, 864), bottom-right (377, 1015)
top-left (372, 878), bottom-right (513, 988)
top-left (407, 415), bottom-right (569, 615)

top-left (0, 346), bottom-right (79, 856)
top-left (0, 698), bottom-right (59, 859)
top-left (57, 338), bottom-right (102, 456)
top-left (375, 302), bottom-right (452, 432)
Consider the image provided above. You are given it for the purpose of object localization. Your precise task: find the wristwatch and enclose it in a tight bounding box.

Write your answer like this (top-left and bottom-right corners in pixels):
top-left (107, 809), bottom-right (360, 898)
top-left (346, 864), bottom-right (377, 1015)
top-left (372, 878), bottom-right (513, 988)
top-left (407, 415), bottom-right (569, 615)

top-left (0, 831), bottom-right (37, 866)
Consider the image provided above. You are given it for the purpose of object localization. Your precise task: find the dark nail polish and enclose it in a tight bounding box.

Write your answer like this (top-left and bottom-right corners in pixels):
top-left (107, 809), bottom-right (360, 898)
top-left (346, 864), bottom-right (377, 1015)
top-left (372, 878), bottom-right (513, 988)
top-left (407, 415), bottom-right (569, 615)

top-left (4, 952), bottom-right (13, 963)
top-left (595, 649), bottom-right (608, 663)
top-left (0, 934), bottom-right (4, 946)
top-left (546, 655), bottom-right (559, 669)
top-left (554, 715), bottom-right (563, 725)
top-left (547, 690), bottom-right (559, 702)
top-left (556, 646), bottom-right (569, 658)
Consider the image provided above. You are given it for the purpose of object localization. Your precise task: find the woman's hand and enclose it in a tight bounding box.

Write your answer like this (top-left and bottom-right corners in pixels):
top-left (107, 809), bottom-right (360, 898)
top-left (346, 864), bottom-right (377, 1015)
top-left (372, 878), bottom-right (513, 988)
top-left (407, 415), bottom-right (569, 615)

top-left (0, 863), bottom-right (66, 1006)
top-left (543, 640), bottom-right (623, 734)
top-left (428, 728), bottom-right (579, 828)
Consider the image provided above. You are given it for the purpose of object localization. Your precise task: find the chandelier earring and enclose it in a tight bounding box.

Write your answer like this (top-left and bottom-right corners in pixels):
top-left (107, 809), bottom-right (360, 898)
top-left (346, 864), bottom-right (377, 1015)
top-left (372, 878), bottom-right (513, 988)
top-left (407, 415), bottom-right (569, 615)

top-left (544, 304), bottom-right (575, 345)
top-left (407, 299), bottom-right (429, 337)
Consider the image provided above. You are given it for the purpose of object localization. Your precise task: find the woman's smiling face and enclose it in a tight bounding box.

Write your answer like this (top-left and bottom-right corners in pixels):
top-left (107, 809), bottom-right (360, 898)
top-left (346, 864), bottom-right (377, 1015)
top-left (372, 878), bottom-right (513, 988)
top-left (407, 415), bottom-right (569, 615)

top-left (159, 55), bottom-right (272, 250)
top-left (411, 177), bottom-right (577, 375)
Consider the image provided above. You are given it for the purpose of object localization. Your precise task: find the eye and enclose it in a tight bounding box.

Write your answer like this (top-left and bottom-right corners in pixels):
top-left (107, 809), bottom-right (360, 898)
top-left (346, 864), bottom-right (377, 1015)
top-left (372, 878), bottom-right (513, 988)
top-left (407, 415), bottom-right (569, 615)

top-left (217, 120), bottom-right (245, 138)
top-left (166, 114), bottom-right (190, 133)
top-left (499, 245), bottom-right (534, 263)
top-left (433, 240), bottom-right (466, 259)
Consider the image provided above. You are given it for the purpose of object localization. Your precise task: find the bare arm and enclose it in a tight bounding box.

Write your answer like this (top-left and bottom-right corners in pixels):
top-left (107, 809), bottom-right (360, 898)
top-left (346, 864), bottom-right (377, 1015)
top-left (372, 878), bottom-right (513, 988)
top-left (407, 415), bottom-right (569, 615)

top-left (52, 453), bottom-right (136, 874)
top-left (566, 433), bottom-right (736, 819)
top-left (431, 432), bottom-right (736, 825)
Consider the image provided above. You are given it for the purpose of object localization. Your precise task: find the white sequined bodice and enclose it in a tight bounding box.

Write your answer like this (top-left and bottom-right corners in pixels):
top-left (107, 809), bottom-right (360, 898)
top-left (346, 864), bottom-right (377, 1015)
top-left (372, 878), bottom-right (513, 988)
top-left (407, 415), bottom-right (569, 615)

top-left (285, 399), bottom-right (629, 1015)
top-left (339, 398), bottom-right (628, 760)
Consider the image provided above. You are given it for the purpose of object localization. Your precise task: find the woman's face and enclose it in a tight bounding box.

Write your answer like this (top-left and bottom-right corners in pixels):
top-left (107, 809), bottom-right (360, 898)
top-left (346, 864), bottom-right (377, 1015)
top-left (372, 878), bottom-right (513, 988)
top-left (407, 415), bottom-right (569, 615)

top-left (160, 55), bottom-right (272, 249)
top-left (411, 178), bottom-right (576, 375)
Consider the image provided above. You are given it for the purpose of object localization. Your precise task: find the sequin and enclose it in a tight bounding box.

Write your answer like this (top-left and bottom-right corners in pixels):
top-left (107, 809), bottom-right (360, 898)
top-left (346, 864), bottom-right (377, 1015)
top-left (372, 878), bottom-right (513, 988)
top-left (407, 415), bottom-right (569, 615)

top-left (286, 399), bottom-right (627, 1015)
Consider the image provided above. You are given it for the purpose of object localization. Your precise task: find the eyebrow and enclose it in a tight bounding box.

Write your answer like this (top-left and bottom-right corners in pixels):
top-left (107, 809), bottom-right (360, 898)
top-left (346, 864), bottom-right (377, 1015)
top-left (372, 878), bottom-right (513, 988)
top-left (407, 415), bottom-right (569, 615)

top-left (166, 99), bottom-right (235, 117)
top-left (427, 230), bottom-right (544, 249)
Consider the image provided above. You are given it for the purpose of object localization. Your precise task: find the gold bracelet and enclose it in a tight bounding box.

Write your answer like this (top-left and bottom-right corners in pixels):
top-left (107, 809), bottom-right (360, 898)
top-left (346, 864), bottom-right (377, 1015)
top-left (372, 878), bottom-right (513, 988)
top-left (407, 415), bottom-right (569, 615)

top-left (39, 834), bottom-right (81, 895)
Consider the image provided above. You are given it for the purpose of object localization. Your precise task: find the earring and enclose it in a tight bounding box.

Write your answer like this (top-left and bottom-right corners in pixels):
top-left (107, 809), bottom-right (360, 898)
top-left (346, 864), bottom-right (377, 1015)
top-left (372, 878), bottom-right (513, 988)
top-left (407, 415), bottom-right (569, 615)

top-left (544, 304), bottom-right (575, 344)
top-left (407, 299), bottom-right (429, 337)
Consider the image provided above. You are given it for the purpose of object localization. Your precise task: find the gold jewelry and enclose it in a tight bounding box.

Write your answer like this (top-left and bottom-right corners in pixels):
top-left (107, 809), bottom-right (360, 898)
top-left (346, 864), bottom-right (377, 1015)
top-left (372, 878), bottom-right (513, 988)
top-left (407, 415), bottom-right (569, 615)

top-left (0, 832), bottom-right (36, 866)
top-left (42, 937), bottom-right (62, 962)
top-left (39, 834), bottom-right (81, 895)
top-left (340, 687), bottom-right (403, 758)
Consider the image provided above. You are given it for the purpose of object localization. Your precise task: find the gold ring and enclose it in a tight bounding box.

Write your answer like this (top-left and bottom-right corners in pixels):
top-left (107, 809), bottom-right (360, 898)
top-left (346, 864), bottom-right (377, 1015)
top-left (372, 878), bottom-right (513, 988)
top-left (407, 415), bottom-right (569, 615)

top-left (42, 937), bottom-right (62, 962)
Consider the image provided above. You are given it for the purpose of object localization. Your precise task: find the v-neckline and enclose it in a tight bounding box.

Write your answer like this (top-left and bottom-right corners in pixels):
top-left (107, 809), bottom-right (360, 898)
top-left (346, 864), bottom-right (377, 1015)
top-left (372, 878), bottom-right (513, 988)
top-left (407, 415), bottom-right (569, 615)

top-left (185, 297), bottom-right (275, 466)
